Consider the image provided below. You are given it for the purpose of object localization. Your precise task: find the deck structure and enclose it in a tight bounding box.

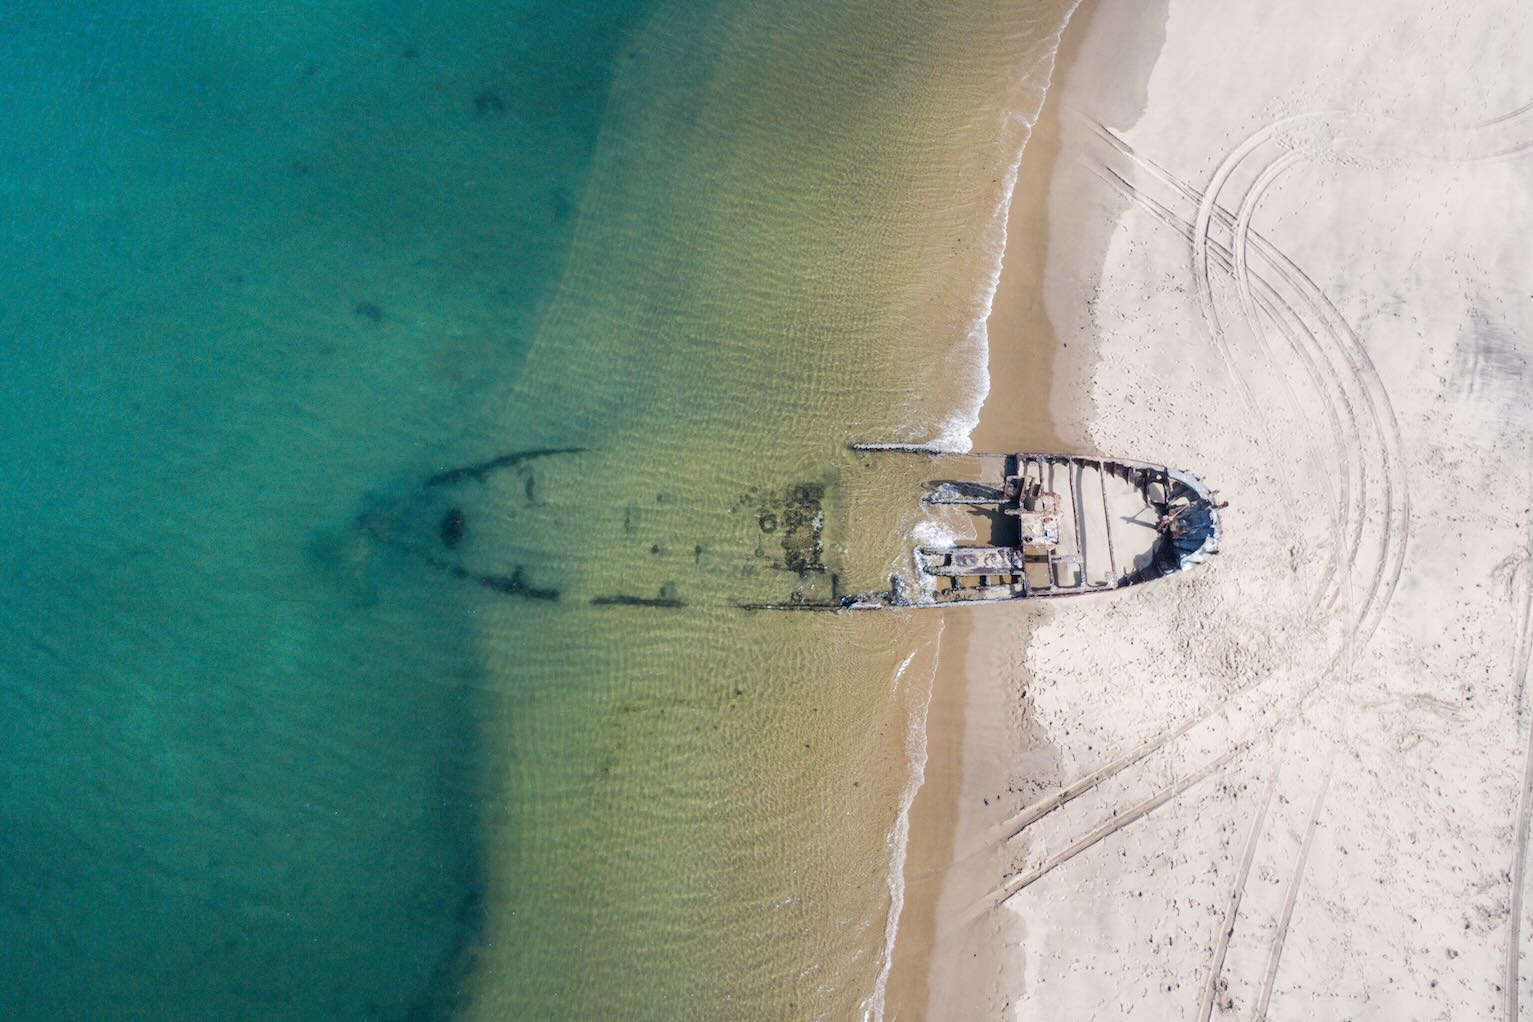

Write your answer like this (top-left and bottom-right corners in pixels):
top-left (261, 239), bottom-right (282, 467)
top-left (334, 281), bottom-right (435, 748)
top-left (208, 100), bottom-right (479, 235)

top-left (908, 453), bottom-right (1220, 604)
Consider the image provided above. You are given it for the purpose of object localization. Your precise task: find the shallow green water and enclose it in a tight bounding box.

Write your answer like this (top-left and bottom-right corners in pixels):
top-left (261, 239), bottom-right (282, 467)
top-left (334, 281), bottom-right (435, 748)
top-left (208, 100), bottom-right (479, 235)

top-left (0, 1), bottom-right (1072, 1018)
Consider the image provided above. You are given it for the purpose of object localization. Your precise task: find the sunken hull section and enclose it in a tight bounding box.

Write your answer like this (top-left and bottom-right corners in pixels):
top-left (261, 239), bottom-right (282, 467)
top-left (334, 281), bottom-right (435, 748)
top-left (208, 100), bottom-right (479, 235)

top-left (909, 454), bottom-right (1220, 605)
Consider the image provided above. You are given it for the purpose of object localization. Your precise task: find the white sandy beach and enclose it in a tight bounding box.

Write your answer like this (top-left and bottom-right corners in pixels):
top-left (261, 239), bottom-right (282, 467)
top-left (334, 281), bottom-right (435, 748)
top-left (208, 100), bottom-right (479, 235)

top-left (907, 1), bottom-right (1533, 1018)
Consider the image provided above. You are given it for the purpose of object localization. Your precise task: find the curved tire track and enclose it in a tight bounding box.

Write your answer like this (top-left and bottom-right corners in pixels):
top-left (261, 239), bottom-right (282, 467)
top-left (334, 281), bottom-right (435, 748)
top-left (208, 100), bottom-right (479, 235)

top-left (1087, 122), bottom-right (1408, 650)
top-left (1170, 123), bottom-right (1396, 649)
top-left (1085, 122), bottom-right (1365, 619)
top-left (1092, 157), bottom-right (1369, 624)
top-left (1230, 148), bottom-right (1362, 619)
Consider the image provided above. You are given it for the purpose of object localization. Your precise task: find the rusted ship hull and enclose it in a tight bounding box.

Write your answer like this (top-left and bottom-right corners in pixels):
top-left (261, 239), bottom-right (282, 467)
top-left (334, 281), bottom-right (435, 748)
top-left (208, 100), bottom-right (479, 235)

top-left (764, 448), bottom-right (1221, 610)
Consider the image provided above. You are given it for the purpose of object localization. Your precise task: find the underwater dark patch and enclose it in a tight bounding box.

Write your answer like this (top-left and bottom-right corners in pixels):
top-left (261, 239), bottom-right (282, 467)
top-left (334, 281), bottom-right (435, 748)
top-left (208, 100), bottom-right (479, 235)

top-left (439, 507), bottom-right (466, 548)
top-left (473, 90), bottom-right (507, 116)
top-left (425, 447), bottom-right (585, 487)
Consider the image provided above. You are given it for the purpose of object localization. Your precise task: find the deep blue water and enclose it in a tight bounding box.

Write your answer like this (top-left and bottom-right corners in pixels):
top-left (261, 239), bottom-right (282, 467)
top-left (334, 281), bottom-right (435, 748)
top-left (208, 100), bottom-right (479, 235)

top-left (0, 2), bottom-right (647, 1018)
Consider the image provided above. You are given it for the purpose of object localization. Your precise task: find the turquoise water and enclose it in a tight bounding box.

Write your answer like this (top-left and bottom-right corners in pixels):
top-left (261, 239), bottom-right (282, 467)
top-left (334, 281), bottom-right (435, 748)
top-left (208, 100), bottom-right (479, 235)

top-left (0, 1), bottom-right (1074, 1018)
top-left (0, 2), bottom-right (648, 1018)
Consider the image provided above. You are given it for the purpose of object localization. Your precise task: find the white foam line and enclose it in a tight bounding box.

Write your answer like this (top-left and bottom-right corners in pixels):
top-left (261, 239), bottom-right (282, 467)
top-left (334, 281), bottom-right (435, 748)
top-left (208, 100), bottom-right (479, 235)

top-left (865, 617), bottom-right (943, 1022)
top-left (890, 649), bottom-right (920, 695)
top-left (930, 0), bottom-right (1085, 455)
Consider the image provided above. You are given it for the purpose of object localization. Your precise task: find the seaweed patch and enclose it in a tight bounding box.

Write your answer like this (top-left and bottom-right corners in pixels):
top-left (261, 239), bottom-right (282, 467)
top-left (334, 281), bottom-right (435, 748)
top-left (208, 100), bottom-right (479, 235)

top-left (737, 481), bottom-right (827, 576)
top-left (779, 483), bottom-right (826, 575)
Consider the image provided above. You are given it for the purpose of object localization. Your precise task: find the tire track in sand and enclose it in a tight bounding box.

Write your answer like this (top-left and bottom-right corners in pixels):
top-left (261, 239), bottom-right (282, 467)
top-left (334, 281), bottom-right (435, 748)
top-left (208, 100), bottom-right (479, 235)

top-left (988, 739), bottom-right (1255, 911)
top-left (1088, 158), bottom-right (1366, 630)
top-left (975, 156), bottom-right (1362, 914)
top-left (997, 97), bottom-right (1533, 1009)
top-left (1183, 120), bottom-right (1394, 649)
top-left (1197, 758), bottom-right (1282, 1022)
top-left (1083, 120), bottom-right (1361, 619)
top-left (1505, 539), bottom-right (1533, 1022)
top-left (1254, 753), bottom-right (1336, 1021)
top-left (1087, 121), bottom-right (1407, 650)
top-left (1078, 132), bottom-right (1370, 1015)
top-left (1228, 148), bottom-right (1362, 626)
top-left (994, 711), bottom-right (1208, 842)
top-left (1215, 141), bottom-right (1405, 649)
top-left (1089, 152), bottom-right (1365, 1019)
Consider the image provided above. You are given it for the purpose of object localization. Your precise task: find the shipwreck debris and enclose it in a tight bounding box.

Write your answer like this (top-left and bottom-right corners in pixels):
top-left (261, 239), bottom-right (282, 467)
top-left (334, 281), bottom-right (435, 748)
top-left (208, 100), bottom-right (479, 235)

top-left (342, 446), bottom-right (586, 603)
top-left (747, 448), bottom-right (1221, 611)
top-left (780, 483), bottom-right (826, 575)
top-left (912, 450), bottom-right (1218, 604)
top-left (591, 589), bottom-right (687, 609)
top-left (467, 565), bottom-right (559, 601)
top-left (425, 447), bottom-right (586, 488)
top-left (733, 481), bottom-right (830, 577)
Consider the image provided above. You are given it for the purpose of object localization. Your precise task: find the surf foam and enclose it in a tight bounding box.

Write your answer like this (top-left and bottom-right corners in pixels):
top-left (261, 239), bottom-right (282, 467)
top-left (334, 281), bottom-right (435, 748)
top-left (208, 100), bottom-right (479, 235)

top-left (862, 620), bottom-right (942, 1022)
top-left (928, 0), bottom-right (1085, 454)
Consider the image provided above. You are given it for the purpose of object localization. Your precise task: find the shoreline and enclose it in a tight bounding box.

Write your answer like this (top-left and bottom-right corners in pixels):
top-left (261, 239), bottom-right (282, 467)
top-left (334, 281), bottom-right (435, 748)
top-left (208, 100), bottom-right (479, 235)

top-left (897, 0), bottom-right (1533, 1017)
top-left (455, 3), bottom-right (1098, 1017)
top-left (883, 0), bottom-right (1185, 1012)
top-left (882, 1), bottom-right (1102, 1016)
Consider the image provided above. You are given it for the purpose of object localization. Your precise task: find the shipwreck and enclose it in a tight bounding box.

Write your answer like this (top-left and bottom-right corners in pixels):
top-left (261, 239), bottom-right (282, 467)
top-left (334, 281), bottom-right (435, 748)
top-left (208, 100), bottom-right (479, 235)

top-left (757, 446), bottom-right (1222, 610)
top-left (336, 443), bottom-right (1218, 614)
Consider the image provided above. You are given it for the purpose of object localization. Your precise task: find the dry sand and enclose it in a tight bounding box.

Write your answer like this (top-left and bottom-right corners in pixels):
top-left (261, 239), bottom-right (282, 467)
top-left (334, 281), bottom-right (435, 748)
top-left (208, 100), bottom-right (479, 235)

top-left (896, 0), bottom-right (1533, 1018)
